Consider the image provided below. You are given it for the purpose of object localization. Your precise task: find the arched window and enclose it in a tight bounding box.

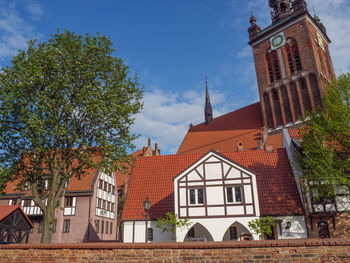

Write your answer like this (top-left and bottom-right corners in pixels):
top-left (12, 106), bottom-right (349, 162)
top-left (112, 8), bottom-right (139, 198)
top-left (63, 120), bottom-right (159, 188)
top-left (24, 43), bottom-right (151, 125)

top-left (272, 89), bottom-right (283, 126)
top-left (290, 82), bottom-right (302, 120)
top-left (263, 92), bottom-right (274, 128)
top-left (310, 73), bottom-right (322, 107)
top-left (281, 85), bottom-right (293, 123)
top-left (184, 223), bottom-right (214, 242)
top-left (285, 38), bottom-right (302, 74)
top-left (266, 49), bottom-right (281, 83)
top-left (318, 49), bottom-right (326, 74)
top-left (300, 78), bottom-right (312, 113)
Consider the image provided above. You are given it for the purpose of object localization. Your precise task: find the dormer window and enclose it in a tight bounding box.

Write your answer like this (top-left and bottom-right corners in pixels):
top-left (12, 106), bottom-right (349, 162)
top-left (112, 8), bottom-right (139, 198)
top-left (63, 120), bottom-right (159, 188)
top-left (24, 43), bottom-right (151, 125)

top-left (189, 188), bottom-right (204, 205)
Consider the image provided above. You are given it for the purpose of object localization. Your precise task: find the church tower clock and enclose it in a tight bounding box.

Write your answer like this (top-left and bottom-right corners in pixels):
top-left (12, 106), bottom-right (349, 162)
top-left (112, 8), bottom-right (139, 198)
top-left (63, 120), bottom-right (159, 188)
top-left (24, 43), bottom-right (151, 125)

top-left (248, 0), bottom-right (335, 129)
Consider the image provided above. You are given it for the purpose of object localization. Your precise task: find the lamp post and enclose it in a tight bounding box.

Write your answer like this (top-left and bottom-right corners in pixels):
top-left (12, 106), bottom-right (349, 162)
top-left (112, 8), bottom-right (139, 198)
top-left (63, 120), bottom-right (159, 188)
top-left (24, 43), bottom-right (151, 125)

top-left (143, 197), bottom-right (151, 242)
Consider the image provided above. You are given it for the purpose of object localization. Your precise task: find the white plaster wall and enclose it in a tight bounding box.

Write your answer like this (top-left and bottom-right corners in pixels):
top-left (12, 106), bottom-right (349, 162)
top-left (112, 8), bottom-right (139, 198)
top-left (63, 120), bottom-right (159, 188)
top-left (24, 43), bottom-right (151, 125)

top-left (123, 221), bottom-right (172, 243)
top-left (206, 186), bottom-right (224, 205)
top-left (274, 215), bottom-right (308, 239)
top-left (204, 163), bottom-right (222, 180)
top-left (176, 217), bottom-right (259, 242)
top-left (123, 221), bottom-right (134, 243)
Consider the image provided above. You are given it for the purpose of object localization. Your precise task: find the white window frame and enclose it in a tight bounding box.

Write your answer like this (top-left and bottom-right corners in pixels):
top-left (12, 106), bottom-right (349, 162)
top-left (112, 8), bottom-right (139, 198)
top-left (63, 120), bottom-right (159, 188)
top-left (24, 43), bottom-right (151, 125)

top-left (188, 188), bottom-right (205, 205)
top-left (226, 186), bottom-right (243, 204)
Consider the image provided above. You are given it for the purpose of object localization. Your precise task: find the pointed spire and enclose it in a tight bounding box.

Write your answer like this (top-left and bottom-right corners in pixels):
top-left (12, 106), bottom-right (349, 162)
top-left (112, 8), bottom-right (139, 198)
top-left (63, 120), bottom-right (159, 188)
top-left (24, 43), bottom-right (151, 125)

top-left (250, 8), bottom-right (256, 26)
top-left (204, 75), bottom-right (213, 125)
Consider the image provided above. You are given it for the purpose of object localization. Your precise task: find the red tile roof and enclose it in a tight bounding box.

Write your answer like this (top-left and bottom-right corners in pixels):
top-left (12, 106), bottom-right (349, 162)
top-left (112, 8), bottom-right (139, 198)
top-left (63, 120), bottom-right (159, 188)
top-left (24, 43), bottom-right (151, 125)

top-left (115, 149), bottom-right (144, 191)
top-left (0, 205), bottom-right (34, 228)
top-left (122, 149), bottom-right (303, 221)
top-left (288, 128), bottom-right (303, 141)
top-left (177, 102), bottom-right (283, 154)
top-left (3, 149), bottom-right (145, 196)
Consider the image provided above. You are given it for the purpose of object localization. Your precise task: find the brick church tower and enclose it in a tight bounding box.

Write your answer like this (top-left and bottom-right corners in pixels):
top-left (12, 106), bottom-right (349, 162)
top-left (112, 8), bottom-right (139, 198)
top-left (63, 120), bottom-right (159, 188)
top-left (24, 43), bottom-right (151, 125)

top-left (248, 0), bottom-right (335, 129)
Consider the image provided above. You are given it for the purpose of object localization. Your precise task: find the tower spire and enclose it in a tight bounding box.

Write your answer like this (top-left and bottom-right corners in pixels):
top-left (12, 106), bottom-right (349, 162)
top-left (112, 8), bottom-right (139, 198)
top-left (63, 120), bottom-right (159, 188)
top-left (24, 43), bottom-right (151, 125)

top-left (204, 75), bottom-right (213, 125)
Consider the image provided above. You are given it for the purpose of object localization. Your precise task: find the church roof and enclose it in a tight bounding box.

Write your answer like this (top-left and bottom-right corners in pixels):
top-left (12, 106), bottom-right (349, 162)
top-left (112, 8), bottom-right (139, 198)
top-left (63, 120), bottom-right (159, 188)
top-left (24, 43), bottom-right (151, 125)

top-left (177, 102), bottom-right (283, 154)
top-left (122, 148), bottom-right (303, 221)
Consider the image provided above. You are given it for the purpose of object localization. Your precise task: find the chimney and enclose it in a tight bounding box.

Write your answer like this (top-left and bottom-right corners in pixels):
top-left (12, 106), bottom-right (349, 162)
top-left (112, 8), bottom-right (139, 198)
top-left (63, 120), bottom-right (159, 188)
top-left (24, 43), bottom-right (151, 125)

top-left (264, 144), bottom-right (274, 153)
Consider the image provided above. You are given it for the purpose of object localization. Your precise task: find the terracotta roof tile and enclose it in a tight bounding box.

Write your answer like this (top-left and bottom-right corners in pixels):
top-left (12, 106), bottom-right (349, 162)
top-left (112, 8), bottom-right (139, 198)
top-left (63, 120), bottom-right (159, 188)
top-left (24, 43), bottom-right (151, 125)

top-left (3, 150), bottom-right (144, 196)
top-left (122, 149), bottom-right (303, 221)
top-left (0, 205), bottom-right (34, 228)
top-left (289, 128), bottom-right (303, 141)
top-left (177, 102), bottom-right (283, 154)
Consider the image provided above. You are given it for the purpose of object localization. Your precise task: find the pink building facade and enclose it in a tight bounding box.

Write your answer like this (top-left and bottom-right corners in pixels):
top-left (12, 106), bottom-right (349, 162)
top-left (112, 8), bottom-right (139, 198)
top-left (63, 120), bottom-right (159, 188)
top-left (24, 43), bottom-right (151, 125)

top-left (0, 170), bottom-right (117, 243)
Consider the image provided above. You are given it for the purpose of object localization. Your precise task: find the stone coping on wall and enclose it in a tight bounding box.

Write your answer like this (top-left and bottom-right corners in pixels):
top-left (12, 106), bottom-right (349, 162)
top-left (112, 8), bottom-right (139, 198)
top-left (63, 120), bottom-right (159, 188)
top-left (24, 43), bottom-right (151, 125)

top-left (1, 238), bottom-right (349, 250)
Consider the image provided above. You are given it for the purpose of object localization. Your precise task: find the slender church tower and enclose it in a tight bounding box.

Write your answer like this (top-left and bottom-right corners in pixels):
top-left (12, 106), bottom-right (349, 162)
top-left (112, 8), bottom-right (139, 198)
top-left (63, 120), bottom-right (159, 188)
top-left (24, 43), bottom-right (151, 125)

top-left (248, 0), bottom-right (335, 129)
top-left (204, 78), bottom-right (213, 125)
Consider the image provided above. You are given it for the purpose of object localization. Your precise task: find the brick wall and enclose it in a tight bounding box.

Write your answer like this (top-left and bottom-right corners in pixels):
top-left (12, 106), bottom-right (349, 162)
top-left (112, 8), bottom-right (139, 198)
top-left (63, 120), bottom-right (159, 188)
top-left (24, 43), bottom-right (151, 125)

top-left (0, 239), bottom-right (350, 262)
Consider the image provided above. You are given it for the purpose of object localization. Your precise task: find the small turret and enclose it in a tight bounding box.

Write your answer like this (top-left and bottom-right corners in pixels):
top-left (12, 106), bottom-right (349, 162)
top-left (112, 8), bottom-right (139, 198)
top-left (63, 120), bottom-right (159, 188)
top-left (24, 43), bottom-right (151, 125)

top-left (248, 9), bottom-right (261, 41)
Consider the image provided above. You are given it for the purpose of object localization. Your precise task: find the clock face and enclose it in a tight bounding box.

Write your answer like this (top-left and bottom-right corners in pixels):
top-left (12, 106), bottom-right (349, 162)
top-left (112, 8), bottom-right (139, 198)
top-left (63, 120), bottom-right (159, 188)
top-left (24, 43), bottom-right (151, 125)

top-left (270, 32), bottom-right (286, 50)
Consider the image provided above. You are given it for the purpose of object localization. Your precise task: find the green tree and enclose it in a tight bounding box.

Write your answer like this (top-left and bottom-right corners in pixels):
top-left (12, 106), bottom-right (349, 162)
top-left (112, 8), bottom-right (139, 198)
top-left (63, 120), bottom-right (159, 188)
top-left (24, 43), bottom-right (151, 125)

top-left (156, 212), bottom-right (191, 241)
top-left (0, 30), bottom-right (143, 243)
top-left (299, 73), bottom-right (350, 203)
top-left (248, 216), bottom-right (275, 240)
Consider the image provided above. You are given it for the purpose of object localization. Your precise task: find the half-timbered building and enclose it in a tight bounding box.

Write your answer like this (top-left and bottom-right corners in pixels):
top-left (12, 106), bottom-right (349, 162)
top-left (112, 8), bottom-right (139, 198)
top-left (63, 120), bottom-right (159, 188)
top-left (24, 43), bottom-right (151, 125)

top-left (122, 149), bottom-right (308, 242)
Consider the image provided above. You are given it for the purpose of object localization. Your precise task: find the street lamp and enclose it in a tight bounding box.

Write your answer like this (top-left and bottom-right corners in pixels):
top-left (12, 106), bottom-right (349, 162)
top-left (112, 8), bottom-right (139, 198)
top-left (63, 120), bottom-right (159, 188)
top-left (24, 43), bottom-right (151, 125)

top-left (143, 197), bottom-right (151, 242)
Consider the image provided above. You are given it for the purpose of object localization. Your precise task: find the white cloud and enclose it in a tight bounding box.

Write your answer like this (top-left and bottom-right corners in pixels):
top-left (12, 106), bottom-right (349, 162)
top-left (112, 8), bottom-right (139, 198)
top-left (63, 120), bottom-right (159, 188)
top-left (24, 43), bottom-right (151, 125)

top-left (0, 1), bottom-right (42, 61)
top-left (25, 0), bottom-right (44, 18)
top-left (131, 88), bottom-right (230, 154)
top-left (135, 0), bottom-right (350, 154)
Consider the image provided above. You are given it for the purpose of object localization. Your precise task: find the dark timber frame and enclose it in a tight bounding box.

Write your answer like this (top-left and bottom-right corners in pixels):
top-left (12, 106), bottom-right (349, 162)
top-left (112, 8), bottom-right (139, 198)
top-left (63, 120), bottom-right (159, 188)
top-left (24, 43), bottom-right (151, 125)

top-left (0, 208), bottom-right (33, 243)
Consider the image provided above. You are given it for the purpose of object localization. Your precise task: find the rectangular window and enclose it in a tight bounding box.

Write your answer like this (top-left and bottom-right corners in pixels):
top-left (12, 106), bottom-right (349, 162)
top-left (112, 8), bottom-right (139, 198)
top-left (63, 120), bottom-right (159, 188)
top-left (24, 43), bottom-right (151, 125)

top-left (104, 181), bottom-right (108, 191)
top-left (99, 179), bottom-right (103, 189)
top-left (106, 222), bottom-right (109, 234)
top-left (226, 186), bottom-right (243, 203)
top-left (234, 187), bottom-right (242, 203)
top-left (65, 196), bottom-right (73, 207)
top-left (95, 220), bottom-right (100, 233)
top-left (189, 189), bottom-right (196, 204)
top-left (112, 185), bottom-right (116, 194)
top-left (147, 228), bottom-right (153, 241)
top-left (229, 226), bottom-right (238, 240)
top-left (101, 221), bottom-right (104, 234)
top-left (8, 199), bottom-right (17, 205)
top-left (110, 222), bottom-right (113, 234)
top-left (227, 187), bottom-right (233, 203)
top-left (63, 219), bottom-right (70, 233)
top-left (23, 199), bottom-right (31, 206)
top-left (189, 188), bottom-right (204, 205)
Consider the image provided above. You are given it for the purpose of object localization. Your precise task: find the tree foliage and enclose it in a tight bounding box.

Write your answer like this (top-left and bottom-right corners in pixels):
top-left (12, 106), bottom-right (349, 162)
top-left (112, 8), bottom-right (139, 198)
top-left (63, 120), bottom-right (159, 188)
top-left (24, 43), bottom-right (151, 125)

top-left (299, 73), bottom-right (350, 202)
top-left (156, 212), bottom-right (191, 241)
top-left (0, 30), bottom-right (143, 243)
top-left (248, 216), bottom-right (275, 239)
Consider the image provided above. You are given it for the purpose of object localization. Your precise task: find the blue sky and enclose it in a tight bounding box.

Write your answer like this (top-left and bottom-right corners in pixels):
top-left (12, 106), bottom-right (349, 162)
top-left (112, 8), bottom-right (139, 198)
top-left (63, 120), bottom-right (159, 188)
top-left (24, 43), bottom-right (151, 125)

top-left (0, 0), bottom-right (349, 154)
